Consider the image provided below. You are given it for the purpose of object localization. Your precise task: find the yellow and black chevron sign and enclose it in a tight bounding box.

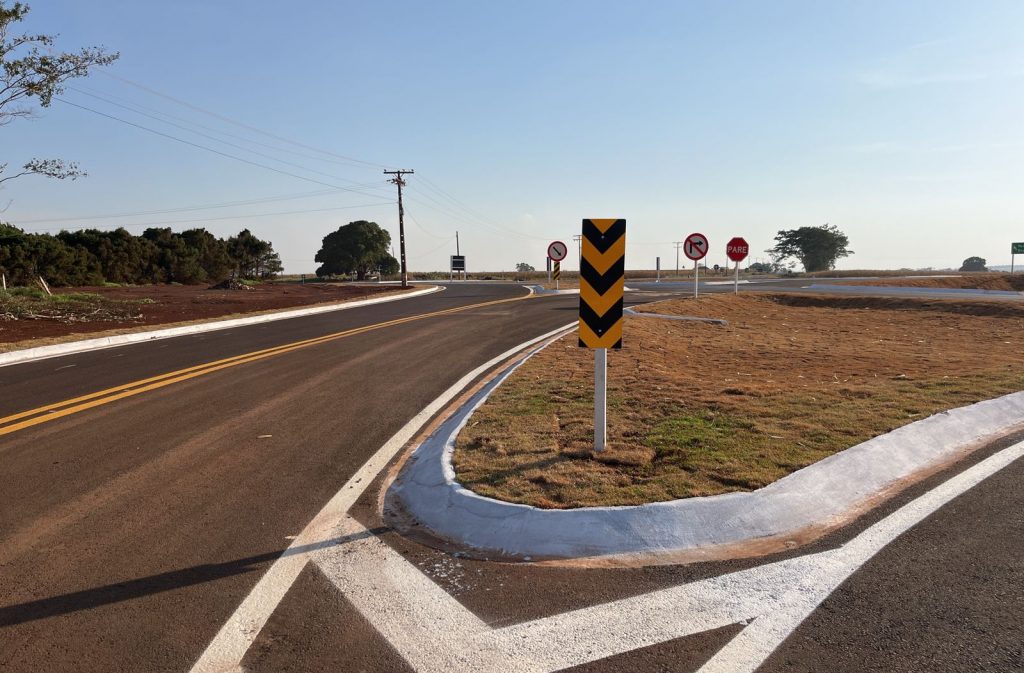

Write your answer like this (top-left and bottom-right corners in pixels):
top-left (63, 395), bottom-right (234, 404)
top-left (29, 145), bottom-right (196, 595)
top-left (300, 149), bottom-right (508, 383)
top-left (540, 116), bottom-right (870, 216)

top-left (553, 261), bottom-right (561, 280)
top-left (579, 218), bottom-right (625, 349)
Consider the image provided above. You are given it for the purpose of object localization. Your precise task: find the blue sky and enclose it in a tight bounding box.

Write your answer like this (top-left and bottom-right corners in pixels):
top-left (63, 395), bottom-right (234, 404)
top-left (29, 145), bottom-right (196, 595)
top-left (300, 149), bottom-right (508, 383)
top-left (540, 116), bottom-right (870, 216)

top-left (4, 1), bottom-right (1023, 272)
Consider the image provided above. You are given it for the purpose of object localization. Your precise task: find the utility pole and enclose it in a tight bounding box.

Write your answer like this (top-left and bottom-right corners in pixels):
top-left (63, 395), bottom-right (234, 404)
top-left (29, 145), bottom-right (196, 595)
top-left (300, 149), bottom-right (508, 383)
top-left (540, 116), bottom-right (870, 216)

top-left (384, 169), bottom-right (414, 287)
top-left (673, 241), bottom-right (683, 276)
top-left (573, 234), bottom-right (582, 269)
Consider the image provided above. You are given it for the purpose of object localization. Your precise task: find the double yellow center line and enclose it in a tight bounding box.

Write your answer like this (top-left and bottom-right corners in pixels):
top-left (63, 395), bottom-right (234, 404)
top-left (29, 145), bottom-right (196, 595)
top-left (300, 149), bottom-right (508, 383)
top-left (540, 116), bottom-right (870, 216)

top-left (0, 294), bottom-right (530, 438)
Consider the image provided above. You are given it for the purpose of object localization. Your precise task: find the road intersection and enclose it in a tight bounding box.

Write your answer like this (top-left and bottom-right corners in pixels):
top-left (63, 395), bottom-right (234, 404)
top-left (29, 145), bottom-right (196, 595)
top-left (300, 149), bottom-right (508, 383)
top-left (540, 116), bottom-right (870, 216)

top-left (1, 280), bottom-right (1021, 672)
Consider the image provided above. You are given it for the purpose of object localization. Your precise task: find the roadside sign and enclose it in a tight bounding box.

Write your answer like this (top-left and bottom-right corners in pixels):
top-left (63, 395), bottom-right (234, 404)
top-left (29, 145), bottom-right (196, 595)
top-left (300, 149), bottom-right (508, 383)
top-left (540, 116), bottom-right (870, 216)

top-left (579, 219), bottom-right (625, 349)
top-left (450, 255), bottom-right (466, 271)
top-left (548, 240), bottom-right (568, 261)
top-left (1013, 242), bottom-right (1024, 254)
top-left (579, 218), bottom-right (625, 453)
top-left (683, 233), bottom-right (708, 261)
top-left (726, 237), bottom-right (749, 262)
top-left (553, 261), bottom-right (561, 281)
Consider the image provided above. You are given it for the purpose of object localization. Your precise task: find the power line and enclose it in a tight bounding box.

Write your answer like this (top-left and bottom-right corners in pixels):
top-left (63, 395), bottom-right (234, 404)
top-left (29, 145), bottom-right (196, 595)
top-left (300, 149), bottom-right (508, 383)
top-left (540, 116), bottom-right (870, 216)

top-left (56, 97), bottom-right (396, 199)
top-left (98, 69), bottom-right (393, 171)
top-left (16, 188), bottom-right (350, 224)
top-left (65, 88), bottom-right (396, 190)
top-left (71, 84), bottom-right (374, 169)
top-left (23, 201), bottom-right (393, 233)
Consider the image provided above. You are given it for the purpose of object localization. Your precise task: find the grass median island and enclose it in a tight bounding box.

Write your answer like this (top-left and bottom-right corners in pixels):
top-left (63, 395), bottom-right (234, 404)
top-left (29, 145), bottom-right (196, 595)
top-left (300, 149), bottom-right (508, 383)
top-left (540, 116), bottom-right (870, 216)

top-left (452, 293), bottom-right (1024, 508)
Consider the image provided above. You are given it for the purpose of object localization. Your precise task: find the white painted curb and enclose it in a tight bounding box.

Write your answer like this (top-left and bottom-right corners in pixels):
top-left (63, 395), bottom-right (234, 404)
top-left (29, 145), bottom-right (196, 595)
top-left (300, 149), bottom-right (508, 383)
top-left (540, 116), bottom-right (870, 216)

top-left (0, 285), bottom-right (442, 368)
top-left (526, 285), bottom-right (580, 296)
top-left (388, 340), bottom-right (1024, 560)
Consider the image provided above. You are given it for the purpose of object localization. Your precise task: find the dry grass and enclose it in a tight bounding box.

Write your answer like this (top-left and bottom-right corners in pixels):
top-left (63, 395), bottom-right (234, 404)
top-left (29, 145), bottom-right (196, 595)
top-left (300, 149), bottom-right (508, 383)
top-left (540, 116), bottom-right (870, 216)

top-left (453, 293), bottom-right (1024, 508)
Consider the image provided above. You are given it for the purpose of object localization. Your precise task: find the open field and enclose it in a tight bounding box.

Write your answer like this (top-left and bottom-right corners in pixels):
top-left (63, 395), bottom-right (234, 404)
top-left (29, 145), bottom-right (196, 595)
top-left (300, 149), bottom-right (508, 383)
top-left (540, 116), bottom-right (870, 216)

top-left (839, 273), bottom-right (1024, 292)
top-left (453, 293), bottom-right (1024, 508)
top-left (0, 282), bottom-right (407, 349)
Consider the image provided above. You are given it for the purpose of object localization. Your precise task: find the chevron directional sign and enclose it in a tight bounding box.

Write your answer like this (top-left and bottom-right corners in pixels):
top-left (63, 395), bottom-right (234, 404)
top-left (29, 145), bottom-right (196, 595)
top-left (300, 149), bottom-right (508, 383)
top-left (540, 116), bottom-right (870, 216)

top-left (579, 218), bottom-right (626, 349)
top-left (553, 261), bottom-right (561, 281)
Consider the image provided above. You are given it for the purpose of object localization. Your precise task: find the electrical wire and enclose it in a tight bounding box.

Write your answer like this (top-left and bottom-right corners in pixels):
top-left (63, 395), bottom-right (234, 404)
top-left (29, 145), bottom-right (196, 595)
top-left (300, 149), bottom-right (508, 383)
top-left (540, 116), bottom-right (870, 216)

top-left (98, 70), bottom-right (393, 170)
top-left (56, 97), bottom-right (396, 199)
top-left (23, 201), bottom-right (393, 233)
top-left (17, 188), bottom-right (352, 224)
top-left (70, 84), bottom-right (375, 169)
top-left (64, 88), bottom-right (395, 191)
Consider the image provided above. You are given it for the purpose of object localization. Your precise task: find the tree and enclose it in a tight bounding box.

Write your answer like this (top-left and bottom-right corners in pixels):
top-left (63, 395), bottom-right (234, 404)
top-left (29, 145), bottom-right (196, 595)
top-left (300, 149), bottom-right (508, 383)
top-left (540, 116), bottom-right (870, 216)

top-left (515, 262), bottom-right (535, 273)
top-left (959, 256), bottom-right (987, 272)
top-left (315, 220), bottom-right (394, 280)
top-left (1, 2), bottom-right (119, 186)
top-left (768, 224), bottom-right (852, 272)
top-left (227, 229), bottom-right (281, 280)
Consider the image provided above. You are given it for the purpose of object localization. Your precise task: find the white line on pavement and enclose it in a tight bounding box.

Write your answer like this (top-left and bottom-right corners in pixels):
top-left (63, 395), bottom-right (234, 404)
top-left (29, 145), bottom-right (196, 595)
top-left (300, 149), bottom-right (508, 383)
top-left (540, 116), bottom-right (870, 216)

top-left (187, 322), bottom-right (576, 673)
top-left (311, 441), bottom-right (1023, 673)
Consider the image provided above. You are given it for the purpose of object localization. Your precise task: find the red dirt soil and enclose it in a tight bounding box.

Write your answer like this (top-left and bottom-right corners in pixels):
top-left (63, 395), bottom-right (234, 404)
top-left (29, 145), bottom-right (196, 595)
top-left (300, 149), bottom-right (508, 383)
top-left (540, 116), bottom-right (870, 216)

top-left (0, 283), bottom-right (406, 345)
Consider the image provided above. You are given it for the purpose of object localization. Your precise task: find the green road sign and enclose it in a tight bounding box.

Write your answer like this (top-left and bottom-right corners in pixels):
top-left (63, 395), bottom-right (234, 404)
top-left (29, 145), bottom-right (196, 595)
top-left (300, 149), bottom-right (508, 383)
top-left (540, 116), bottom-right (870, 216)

top-left (1013, 242), bottom-right (1024, 254)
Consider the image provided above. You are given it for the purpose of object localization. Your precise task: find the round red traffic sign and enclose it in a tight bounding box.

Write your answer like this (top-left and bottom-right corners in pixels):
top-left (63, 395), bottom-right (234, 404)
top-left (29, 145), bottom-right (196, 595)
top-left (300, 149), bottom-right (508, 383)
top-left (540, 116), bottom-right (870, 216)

top-left (726, 236), bottom-right (749, 262)
top-left (547, 240), bottom-right (568, 261)
top-left (683, 233), bottom-right (709, 261)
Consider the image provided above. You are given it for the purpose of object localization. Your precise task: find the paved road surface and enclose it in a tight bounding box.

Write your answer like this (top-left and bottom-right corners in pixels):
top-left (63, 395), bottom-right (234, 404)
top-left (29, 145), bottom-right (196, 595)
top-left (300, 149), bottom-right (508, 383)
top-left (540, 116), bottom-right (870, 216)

top-left (1, 281), bottom-right (1020, 672)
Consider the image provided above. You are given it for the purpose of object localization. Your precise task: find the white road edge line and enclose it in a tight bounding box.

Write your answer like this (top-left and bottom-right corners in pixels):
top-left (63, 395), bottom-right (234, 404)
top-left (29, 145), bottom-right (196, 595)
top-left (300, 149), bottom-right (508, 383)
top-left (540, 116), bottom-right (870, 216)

top-left (187, 321), bottom-right (576, 673)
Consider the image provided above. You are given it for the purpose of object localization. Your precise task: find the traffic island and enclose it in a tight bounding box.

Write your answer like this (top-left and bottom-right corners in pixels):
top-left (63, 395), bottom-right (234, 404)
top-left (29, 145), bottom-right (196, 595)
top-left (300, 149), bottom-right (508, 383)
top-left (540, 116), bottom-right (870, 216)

top-left (385, 294), bottom-right (1024, 562)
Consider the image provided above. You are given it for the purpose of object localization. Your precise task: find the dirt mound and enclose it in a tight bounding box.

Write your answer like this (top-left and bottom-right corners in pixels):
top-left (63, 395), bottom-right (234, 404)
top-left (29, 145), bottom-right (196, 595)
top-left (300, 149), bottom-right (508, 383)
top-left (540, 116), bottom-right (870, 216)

top-left (208, 278), bottom-right (253, 291)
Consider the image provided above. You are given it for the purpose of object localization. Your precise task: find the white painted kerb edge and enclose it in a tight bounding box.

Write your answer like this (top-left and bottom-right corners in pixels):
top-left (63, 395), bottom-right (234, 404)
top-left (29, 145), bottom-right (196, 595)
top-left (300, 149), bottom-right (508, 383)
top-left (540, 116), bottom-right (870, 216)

top-left (388, 344), bottom-right (1024, 559)
top-left (0, 285), bottom-right (441, 368)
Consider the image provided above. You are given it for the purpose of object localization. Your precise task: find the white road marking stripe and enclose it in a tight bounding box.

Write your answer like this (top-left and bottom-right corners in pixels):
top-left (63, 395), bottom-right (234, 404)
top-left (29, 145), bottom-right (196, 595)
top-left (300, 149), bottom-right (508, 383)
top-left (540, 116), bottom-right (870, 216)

top-left (696, 440), bottom-right (1024, 673)
top-left (188, 322), bottom-right (576, 673)
top-left (310, 441), bottom-right (1023, 673)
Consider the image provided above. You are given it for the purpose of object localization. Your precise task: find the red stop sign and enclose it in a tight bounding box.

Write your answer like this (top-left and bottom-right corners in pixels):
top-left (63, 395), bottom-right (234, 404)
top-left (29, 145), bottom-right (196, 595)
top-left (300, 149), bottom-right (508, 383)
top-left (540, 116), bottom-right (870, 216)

top-left (726, 237), bottom-right (749, 262)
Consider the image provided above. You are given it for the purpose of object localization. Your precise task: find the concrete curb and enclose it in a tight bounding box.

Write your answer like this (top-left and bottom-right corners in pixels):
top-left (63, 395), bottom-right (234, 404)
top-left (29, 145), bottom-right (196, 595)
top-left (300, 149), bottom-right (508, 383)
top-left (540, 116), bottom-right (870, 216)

top-left (624, 307), bottom-right (728, 325)
top-left (387, 336), bottom-right (1024, 561)
top-left (0, 285), bottom-right (442, 368)
top-left (525, 285), bottom-right (580, 296)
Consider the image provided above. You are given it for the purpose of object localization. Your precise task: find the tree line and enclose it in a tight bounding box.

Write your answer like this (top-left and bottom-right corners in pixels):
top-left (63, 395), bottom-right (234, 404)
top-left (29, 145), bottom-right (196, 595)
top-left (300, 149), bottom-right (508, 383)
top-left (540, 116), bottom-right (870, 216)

top-left (0, 223), bottom-right (282, 286)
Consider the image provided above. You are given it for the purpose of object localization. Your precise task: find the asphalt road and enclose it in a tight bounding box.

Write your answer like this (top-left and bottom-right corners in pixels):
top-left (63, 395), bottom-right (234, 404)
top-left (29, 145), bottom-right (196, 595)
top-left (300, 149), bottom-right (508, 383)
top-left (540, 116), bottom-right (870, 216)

top-left (1, 281), bottom-right (1021, 672)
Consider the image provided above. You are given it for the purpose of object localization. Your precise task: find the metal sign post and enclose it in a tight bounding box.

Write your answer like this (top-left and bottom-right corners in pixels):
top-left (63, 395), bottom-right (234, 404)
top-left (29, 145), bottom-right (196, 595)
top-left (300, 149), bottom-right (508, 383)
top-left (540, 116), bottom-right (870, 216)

top-left (579, 219), bottom-right (625, 453)
top-left (683, 232), bottom-right (709, 299)
top-left (594, 348), bottom-right (607, 452)
top-left (553, 261), bottom-right (561, 290)
top-left (656, 256), bottom-right (661, 283)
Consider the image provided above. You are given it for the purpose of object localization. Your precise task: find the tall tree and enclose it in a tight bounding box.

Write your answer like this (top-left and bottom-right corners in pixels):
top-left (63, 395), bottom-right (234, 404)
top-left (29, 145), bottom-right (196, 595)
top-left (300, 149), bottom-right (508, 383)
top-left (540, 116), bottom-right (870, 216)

top-left (315, 220), bottom-right (396, 280)
top-left (959, 256), bottom-right (987, 272)
top-left (0, 1), bottom-right (119, 186)
top-left (768, 224), bottom-right (852, 272)
top-left (227, 228), bottom-right (281, 280)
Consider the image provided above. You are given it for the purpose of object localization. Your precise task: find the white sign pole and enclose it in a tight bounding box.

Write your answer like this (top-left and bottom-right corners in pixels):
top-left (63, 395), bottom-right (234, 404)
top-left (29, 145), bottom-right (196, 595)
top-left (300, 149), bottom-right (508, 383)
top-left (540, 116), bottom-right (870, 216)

top-left (594, 348), bottom-right (607, 453)
top-left (734, 260), bottom-right (739, 294)
top-left (694, 259), bottom-right (699, 298)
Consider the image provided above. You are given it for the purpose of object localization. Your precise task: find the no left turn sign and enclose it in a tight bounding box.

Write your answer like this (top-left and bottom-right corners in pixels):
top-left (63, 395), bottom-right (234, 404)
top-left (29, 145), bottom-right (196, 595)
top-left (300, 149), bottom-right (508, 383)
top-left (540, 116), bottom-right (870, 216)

top-left (684, 233), bottom-right (709, 261)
